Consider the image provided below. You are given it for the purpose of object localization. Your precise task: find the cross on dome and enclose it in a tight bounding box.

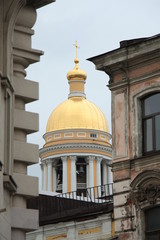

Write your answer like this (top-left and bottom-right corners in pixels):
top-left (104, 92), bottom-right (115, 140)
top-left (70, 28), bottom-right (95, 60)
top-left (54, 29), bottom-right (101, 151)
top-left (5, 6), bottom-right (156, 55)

top-left (73, 40), bottom-right (80, 59)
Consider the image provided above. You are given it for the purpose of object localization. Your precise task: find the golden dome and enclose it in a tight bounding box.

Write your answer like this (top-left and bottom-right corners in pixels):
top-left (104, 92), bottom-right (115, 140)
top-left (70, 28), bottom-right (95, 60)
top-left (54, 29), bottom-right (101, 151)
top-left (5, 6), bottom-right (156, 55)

top-left (67, 58), bottom-right (87, 81)
top-left (46, 97), bottom-right (109, 133)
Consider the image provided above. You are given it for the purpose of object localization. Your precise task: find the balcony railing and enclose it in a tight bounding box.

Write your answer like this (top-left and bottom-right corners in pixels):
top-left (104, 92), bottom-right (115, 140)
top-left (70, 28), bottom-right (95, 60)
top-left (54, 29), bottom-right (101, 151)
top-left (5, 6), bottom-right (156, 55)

top-left (57, 183), bottom-right (113, 203)
top-left (27, 183), bottom-right (113, 226)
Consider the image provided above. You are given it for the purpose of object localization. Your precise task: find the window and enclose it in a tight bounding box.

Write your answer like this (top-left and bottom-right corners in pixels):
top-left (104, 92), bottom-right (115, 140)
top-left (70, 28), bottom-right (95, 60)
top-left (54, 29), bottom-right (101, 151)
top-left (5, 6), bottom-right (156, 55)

top-left (142, 93), bottom-right (160, 154)
top-left (145, 207), bottom-right (160, 239)
top-left (90, 133), bottom-right (97, 138)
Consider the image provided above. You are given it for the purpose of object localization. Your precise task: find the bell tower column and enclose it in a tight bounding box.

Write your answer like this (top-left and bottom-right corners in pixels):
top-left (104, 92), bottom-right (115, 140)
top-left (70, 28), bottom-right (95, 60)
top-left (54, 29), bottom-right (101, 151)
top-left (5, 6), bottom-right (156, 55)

top-left (87, 156), bottom-right (95, 188)
top-left (61, 156), bottom-right (67, 193)
top-left (43, 162), bottom-right (47, 191)
top-left (48, 160), bottom-right (52, 192)
top-left (97, 157), bottom-right (102, 196)
top-left (70, 156), bottom-right (77, 192)
top-left (40, 163), bottom-right (44, 191)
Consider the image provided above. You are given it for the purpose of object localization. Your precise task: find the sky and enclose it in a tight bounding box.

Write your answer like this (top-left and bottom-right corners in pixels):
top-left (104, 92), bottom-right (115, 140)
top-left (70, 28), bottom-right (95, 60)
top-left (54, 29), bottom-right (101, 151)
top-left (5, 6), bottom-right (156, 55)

top-left (27, 0), bottom-right (160, 188)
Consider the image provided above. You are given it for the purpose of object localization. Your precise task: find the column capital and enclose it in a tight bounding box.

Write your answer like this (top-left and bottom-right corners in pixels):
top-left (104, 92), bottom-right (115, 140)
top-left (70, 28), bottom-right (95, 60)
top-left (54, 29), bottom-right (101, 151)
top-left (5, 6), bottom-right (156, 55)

top-left (70, 155), bottom-right (77, 161)
top-left (87, 156), bottom-right (95, 162)
top-left (61, 156), bottom-right (67, 162)
top-left (46, 159), bottom-right (52, 164)
top-left (96, 157), bottom-right (103, 163)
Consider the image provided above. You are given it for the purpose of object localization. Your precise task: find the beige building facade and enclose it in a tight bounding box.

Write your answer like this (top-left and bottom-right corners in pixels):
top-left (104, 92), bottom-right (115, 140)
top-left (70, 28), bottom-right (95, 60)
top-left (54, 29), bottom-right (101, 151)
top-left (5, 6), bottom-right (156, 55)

top-left (0, 0), bottom-right (55, 239)
top-left (89, 34), bottom-right (160, 239)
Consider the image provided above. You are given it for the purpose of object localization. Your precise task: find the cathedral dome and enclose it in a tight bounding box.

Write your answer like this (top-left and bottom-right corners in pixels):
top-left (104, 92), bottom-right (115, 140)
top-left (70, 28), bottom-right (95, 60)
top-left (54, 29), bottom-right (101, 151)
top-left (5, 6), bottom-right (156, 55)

top-left (46, 97), bottom-right (109, 133)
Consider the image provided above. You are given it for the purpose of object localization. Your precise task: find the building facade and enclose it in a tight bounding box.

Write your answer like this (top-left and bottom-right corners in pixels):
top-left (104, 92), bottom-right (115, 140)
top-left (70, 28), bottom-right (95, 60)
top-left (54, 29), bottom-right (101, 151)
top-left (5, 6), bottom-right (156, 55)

top-left (0, 0), bottom-right (55, 239)
top-left (89, 34), bottom-right (160, 240)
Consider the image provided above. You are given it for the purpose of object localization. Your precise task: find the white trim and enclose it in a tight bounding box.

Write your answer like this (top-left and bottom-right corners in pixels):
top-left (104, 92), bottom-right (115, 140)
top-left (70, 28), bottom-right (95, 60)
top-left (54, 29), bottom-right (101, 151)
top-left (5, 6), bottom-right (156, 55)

top-left (44, 128), bottom-right (111, 137)
top-left (64, 132), bottom-right (74, 138)
top-left (77, 132), bottom-right (86, 137)
top-left (68, 80), bottom-right (86, 83)
top-left (68, 91), bottom-right (86, 98)
top-left (47, 136), bottom-right (52, 142)
top-left (100, 134), bottom-right (107, 140)
top-left (41, 153), bottom-right (112, 164)
top-left (39, 143), bottom-right (112, 158)
top-left (54, 133), bottom-right (61, 139)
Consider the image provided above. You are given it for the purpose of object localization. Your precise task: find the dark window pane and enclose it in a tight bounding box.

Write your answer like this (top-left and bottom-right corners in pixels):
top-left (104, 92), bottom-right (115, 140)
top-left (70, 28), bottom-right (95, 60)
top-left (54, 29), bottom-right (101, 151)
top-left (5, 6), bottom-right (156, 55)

top-left (144, 93), bottom-right (160, 116)
top-left (155, 115), bottom-right (160, 151)
top-left (146, 234), bottom-right (159, 240)
top-left (146, 207), bottom-right (160, 231)
top-left (144, 118), bottom-right (153, 152)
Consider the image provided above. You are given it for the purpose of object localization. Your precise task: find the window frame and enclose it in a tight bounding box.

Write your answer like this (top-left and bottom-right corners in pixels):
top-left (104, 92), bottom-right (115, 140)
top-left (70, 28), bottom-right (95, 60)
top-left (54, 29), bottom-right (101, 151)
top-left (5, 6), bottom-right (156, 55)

top-left (145, 206), bottom-right (160, 239)
top-left (142, 93), bottom-right (160, 155)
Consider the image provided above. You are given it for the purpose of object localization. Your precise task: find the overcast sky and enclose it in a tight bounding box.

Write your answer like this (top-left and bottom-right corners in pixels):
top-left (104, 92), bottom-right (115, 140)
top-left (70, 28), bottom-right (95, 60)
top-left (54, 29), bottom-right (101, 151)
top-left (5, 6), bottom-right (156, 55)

top-left (27, 0), bottom-right (160, 187)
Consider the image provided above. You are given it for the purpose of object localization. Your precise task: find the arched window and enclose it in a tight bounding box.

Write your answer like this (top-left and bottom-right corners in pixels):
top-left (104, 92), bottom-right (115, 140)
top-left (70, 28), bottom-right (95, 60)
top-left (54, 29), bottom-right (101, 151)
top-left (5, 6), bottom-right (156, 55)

top-left (142, 93), bottom-right (160, 154)
top-left (56, 159), bottom-right (63, 193)
top-left (145, 207), bottom-right (160, 239)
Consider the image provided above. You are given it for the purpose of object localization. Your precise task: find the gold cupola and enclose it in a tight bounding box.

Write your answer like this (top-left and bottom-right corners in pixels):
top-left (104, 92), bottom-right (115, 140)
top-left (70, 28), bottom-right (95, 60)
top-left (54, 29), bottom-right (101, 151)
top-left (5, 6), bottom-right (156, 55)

top-left (46, 42), bottom-right (109, 135)
top-left (67, 42), bottom-right (87, 99)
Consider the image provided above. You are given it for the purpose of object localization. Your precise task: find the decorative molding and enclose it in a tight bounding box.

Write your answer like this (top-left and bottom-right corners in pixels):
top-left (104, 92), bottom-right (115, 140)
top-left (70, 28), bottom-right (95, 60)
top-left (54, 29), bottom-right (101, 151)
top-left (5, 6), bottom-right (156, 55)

top-left (68, 91), bottom-right (86, 98)
top-left (96, 157), bottom-right (103, 163)
top-left (68, 80), bottom-right (86, 83)
top-left (54, 134), bottom-right (61, 139)
top-left (39, 143), bottom-right (112, 158)
top-left (41, 153), bottom-right (112, 164)
top-left (87, 156), bottom-right (95, 162)
top-left (70, 156), bottom-right (77, 161)
top-left (44, 129), bottom-right (111, 139)
top-left (61, 156), bottom-right (67, 162)
top-left (100, 134), bottom-right (106, 140)
top-left (128, 184), bottom-right (160, 206)
top-left (64, 132), bottom-right (73, 138)
top-left (77, 132), bottom-right (86, 137)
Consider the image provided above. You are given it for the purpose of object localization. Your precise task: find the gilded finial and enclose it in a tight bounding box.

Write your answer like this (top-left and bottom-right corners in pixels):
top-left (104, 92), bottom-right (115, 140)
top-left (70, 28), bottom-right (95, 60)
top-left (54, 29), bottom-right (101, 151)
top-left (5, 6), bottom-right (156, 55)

top-left (73, 41), bottom-right (80, 59)
top-left (67, 41), bottom-right (87, 81)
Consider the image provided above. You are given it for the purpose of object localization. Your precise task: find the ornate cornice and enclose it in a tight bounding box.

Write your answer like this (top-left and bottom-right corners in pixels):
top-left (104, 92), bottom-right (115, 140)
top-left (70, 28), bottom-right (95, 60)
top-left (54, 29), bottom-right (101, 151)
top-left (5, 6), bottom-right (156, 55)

top-left (39, 143), bottom-right (112, 158)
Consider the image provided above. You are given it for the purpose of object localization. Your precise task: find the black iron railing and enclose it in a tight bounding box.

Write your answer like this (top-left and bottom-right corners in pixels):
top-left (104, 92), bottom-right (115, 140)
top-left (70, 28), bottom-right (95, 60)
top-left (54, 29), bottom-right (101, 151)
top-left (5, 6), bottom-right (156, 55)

top-left (27, 183), bottom-right (113, 225)
top-left (56, 183), bottom-right (113, 203)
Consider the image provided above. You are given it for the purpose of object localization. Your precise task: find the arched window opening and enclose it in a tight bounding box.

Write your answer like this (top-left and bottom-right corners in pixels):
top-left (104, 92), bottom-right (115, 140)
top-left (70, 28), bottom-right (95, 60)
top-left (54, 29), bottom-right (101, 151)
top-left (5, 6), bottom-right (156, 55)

top-left (56, 159), bottom-right (63, 193)
top-left (145, 207), bottom-right (160, 239)
top-left (142, 93), bottom-right (160, 154)
top-left (76, 158), bottom-right (86, 196)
